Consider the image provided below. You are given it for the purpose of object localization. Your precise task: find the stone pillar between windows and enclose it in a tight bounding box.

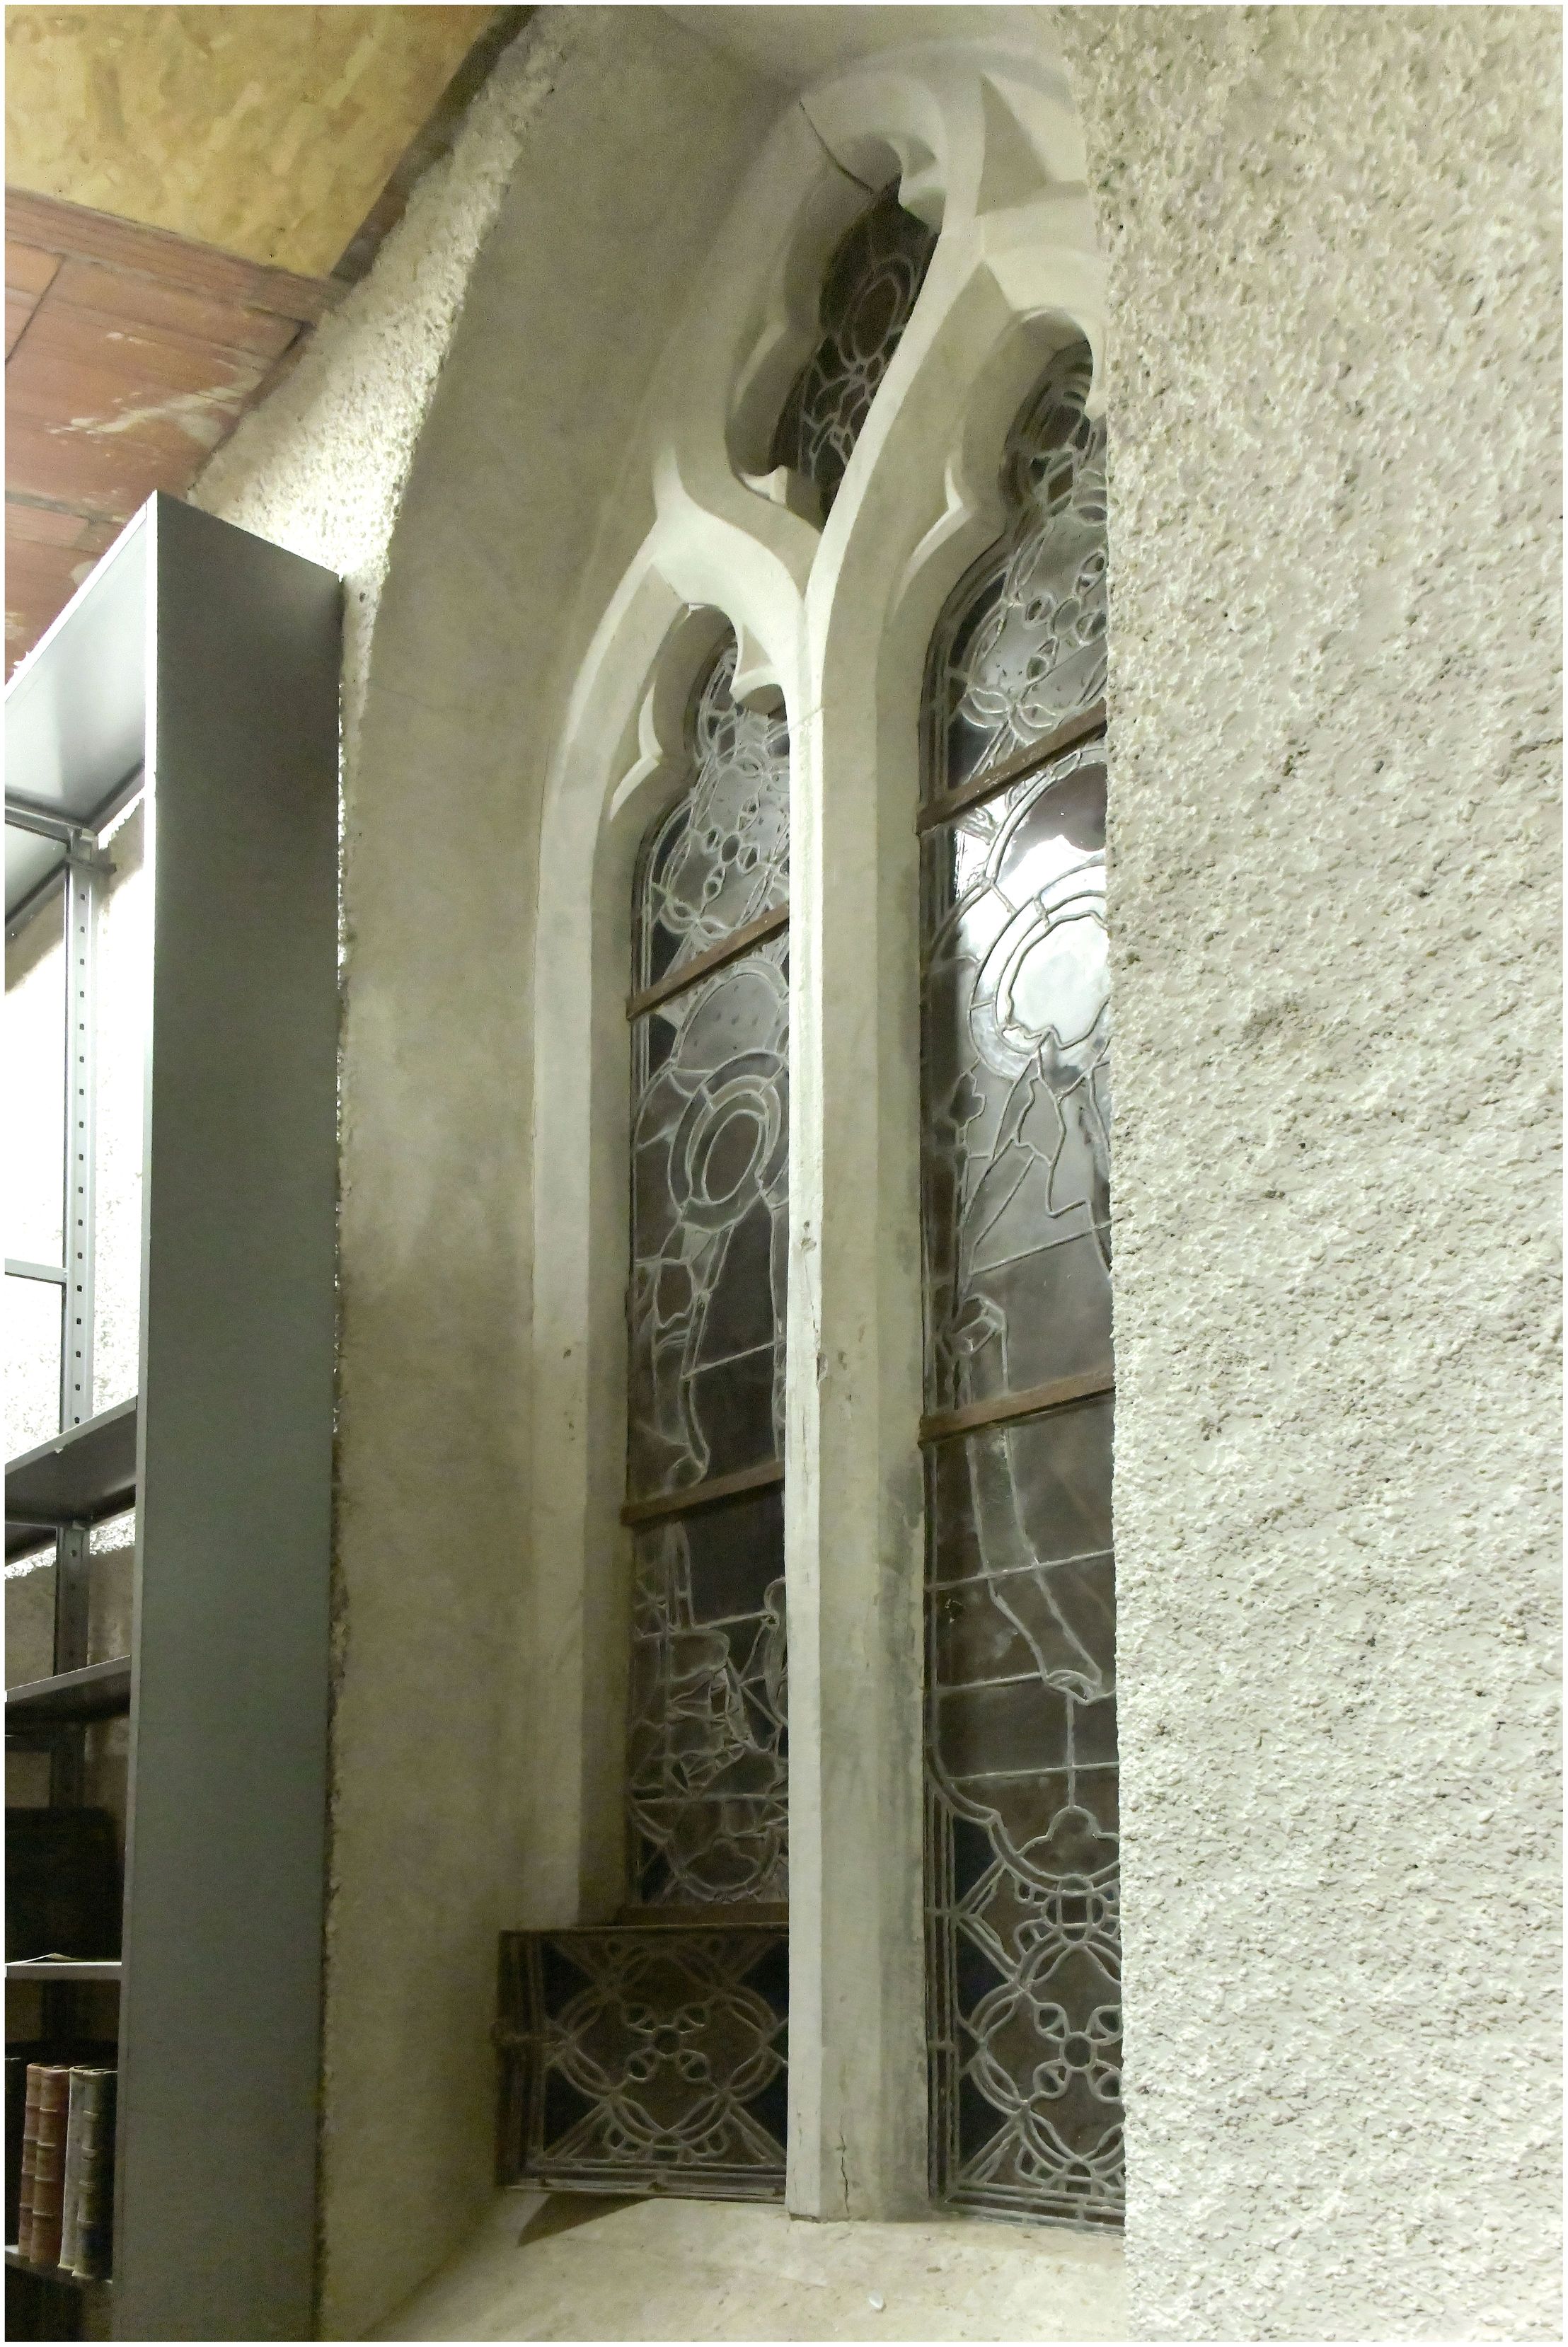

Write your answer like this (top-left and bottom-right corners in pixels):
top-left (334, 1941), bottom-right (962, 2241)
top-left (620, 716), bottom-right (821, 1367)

top-left (783, 618), bottom-right (929, 2220)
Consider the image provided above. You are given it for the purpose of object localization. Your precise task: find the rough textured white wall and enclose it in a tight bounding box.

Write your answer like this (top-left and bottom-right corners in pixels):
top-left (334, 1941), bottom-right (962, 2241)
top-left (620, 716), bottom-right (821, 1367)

top-left (192, 15), bottom-right (578, 749)
top-left (1055, 8), bottom-right (1562, 2339)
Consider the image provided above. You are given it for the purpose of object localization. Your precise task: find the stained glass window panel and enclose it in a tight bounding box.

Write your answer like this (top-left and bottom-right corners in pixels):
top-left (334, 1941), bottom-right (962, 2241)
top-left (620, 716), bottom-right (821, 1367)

top-left (497, 1925), bottom-right (788, 2201)
top-left (624, 625), bottom-right (791, 1923)
top-left (628, 1487), bottom-right (788, 1907)
top-left (921, 744), bottom-right (1110, 1415)
top-left (926, 1403), bottom-right (1121, 2226)
top-left (926, 340), bottom-right (1107, 803)
top-left (635, 642), bottom-right (789, 996)
top-left (628, 937), bottom-right (788, 1499)
top-left (771, 183), bottom-right (937, 515)
top-left (920, 354), bottom-right (1120, 2229)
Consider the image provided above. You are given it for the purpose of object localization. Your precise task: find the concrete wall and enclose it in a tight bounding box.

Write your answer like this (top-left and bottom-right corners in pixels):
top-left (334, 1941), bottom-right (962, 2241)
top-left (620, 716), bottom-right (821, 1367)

top-left (1055, 8), bottom-right (1562, 2339)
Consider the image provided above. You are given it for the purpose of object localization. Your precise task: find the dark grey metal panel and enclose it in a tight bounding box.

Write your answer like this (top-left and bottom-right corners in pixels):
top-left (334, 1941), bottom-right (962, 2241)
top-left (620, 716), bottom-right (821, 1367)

top-left (113, 496), bottom-right (340, 2343)
top-left (4, 509), bottom-right (149, 920)
top-left (6, 1655), bottom-right (132, 1733)
top-left (5, 1395), bottom-right (139, 1538)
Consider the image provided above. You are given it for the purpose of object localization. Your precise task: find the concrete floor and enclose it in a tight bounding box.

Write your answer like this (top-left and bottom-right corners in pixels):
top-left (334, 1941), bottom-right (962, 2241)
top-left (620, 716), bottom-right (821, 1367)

top-left (370, 2191), bottom-right (1128, 2342)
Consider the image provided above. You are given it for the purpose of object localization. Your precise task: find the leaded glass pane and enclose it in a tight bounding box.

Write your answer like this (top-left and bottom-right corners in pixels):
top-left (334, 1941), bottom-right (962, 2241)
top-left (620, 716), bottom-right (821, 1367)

top-left (926, 340), bottom-right (1107, 802)
top-left (920, 358), bottom-right (1121, 2227)
top-left (771, 183), bottom-right (937, 515)
top-left (921, 743), bottom-right (1110, 1415)
top-left (497, 1925), bottom-right (788, 2200)
top-left (625, 624), bottom-right (790, 1926)
top-left (628, 1488), bottom-right (788, 1906)
top-left (628, 936), bottom-right (788, 1498)
top-left (636, 642), bottom-right (789, 995)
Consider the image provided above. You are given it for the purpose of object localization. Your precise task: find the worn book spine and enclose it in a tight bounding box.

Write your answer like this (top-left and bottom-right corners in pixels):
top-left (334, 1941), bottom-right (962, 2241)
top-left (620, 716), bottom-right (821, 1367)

top-left (57, 2069), bottom-right (90, 2273)
top-left (28, 2065), bottom-right (73, 2268)
top-left (16, 2063), bottom-right (45, 2260)
top-left (69, 2068), bottom-right (117, 2283)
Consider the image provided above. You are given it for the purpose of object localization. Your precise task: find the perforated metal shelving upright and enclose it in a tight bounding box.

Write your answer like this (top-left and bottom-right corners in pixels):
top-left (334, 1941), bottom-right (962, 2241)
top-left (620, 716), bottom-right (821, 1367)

top-left (4, 495), bottom-right (340, 2341)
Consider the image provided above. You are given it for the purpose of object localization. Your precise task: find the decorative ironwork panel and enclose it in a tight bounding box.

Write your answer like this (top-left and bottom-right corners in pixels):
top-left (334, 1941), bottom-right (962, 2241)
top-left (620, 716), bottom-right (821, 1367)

top-left (628, 937), bottom-right (788, 1498)
top-left (920, 354), bottom-right (1121, 2227)
top-left (921, 742), bottom-right (1110, 1418)
top-left (498, 1926), bottom-right (788, 2200)
top-left (628, 1487), bottom-right (788, 1906)
top-left (771, 183), bottom-right (937, 515)
top-left (926, 340), bottom-right (1107, 804)
top-left (636, 641), bottom-right (789, 996)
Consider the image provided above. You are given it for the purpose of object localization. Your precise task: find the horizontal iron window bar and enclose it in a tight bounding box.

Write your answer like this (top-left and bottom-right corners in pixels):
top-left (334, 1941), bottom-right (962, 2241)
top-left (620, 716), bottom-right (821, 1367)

top-left (6, 1258), bottom-right (67, 1285)
top-left (919, 1366), bottom-right (1114, 1446)
top-left (621, 1455), bottom-right (784, 1527)
top-left (626, 903), bottom-right (790, 1022)
top-left (915, 702), bottom-right (1107, 836)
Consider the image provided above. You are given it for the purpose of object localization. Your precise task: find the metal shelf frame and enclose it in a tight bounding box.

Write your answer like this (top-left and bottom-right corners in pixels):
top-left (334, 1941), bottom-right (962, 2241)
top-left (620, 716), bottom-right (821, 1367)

top-left (4, 493), bottom-right (341, 2341)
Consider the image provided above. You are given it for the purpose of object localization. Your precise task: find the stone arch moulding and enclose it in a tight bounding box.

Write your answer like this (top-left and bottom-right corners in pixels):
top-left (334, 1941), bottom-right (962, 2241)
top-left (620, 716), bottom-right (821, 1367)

top-left (522, 25), bottom-right (1105, 2225)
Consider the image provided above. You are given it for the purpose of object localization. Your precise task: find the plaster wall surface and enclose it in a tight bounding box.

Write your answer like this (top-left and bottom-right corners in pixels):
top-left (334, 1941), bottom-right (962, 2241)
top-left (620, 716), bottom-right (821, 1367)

top-left (192, 10), bottom-right (782, 2333)
top-left (1054, 8), bottom-right (1562, 2339)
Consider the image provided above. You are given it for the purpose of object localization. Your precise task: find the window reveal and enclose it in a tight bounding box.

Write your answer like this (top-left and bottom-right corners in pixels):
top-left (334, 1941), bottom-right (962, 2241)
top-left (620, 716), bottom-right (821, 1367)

top-left (771, 182), bottom-right (937, 516)
top-left (918, 342), bottom-right (1122, 2227)
top-left (623, 638), bottom-right (791, 1910)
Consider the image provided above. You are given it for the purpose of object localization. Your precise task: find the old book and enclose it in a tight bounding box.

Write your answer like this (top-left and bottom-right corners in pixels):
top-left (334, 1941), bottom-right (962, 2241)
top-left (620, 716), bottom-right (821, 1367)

top-left (15, 2061), bottom-right (45, 2259)
top-left (69, 2068), bottom-right (117, 2283)
top-left (58, 2068), bottom-right (91, 2271)
top-left (28, 2064), bottom-right (73, 2268)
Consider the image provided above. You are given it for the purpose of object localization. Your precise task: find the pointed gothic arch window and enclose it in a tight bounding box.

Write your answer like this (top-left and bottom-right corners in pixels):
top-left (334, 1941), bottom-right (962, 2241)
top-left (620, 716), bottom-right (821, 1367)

top-left (623, 636), bottom-right (792, 1910)
top-left (916, 340), bottom-right (1122, 2227)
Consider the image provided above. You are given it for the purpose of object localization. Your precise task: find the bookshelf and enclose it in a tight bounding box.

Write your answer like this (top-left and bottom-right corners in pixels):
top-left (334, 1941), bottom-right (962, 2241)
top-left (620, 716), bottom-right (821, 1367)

top-left (5, 495), bottom-right (340, 2341)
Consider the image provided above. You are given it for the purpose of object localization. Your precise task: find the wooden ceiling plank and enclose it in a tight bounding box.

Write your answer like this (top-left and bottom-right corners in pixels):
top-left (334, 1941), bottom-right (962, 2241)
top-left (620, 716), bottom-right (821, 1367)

top-left (5, 414), bottom-right (196, 519)
top-left (48, 258), bottom-right (300, 364)
top-left (6, 289), bottom-right (40, 357)
top-left (4, 188), bottom-right (342, 324)
top-left (5, 497), bottom-right (98, 549)
top-left (4, 530), bottom-right (103, 659)
top-left (8, 308), bottom-right (269, 432)
top-left (6, 240), bottom-right (61, 299)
